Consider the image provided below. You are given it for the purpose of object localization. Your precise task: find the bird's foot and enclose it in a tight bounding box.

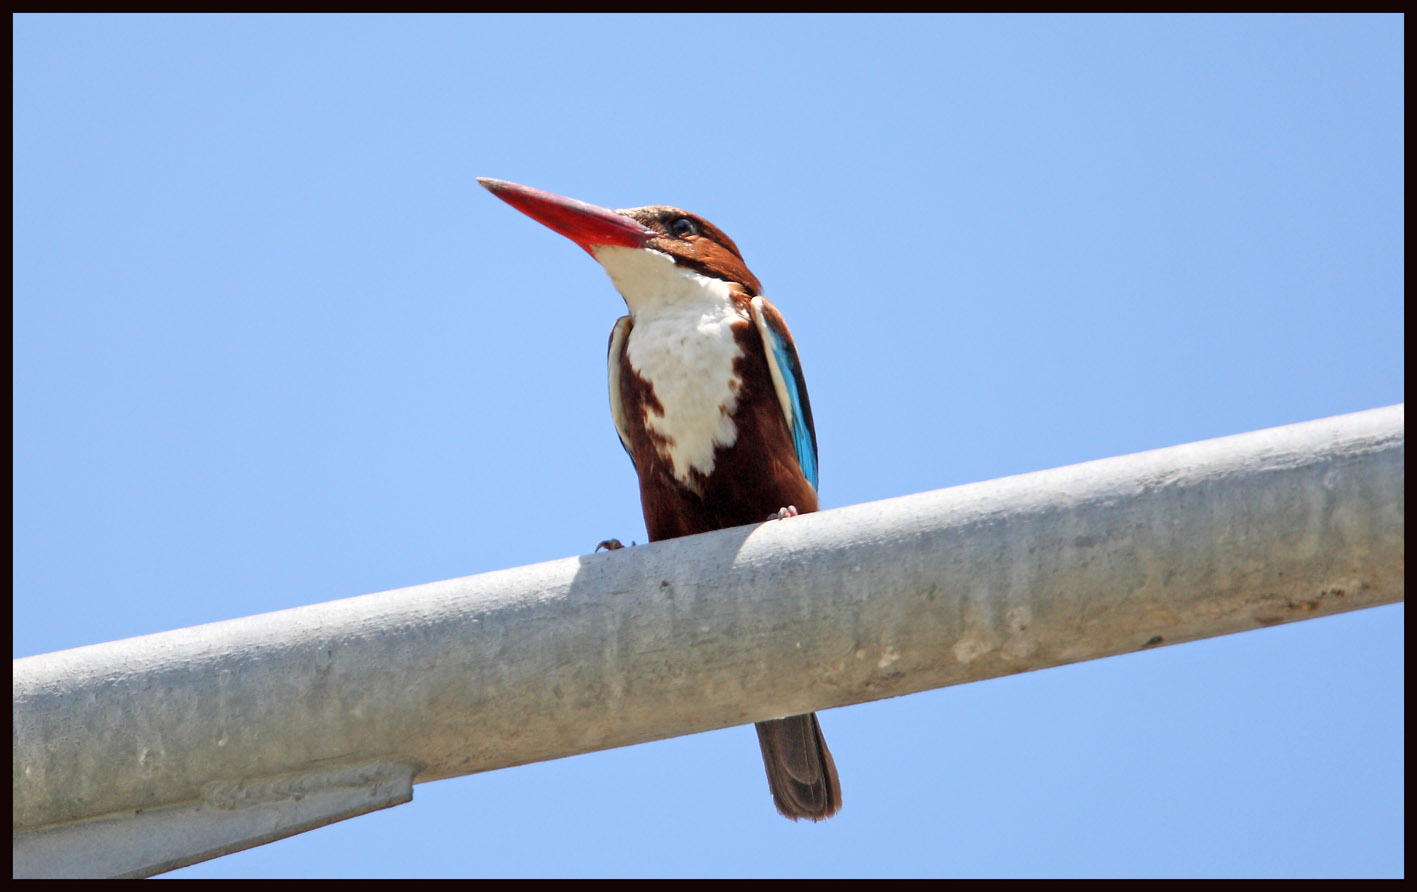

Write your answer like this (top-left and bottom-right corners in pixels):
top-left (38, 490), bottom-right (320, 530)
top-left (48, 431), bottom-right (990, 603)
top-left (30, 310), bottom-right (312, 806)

top-left (767, 506), bottom-right (800, 521)
top-left (596, 539), bottom-right (626, 552)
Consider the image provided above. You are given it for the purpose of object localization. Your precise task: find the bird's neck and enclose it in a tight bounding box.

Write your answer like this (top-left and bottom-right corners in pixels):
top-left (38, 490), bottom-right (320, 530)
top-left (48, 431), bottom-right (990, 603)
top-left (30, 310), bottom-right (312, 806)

top-left (591, 245), bottom-right (743, 319)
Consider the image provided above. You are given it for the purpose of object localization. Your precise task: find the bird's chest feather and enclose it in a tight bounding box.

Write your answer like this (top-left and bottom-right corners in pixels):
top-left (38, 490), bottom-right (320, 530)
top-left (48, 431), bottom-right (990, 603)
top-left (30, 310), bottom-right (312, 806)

top-left (624, 303), bottom-right (749, 484)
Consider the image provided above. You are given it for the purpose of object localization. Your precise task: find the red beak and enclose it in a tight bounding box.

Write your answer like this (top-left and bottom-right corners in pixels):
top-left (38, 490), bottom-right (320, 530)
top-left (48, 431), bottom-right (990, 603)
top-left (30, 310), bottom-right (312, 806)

top-left (478, 178), bottom-right (655, 256)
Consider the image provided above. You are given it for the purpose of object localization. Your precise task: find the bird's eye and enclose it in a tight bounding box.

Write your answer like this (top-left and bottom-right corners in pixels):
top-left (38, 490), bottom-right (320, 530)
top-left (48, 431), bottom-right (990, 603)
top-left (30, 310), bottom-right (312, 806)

top-left (670, 218), bottom-right (698, 238)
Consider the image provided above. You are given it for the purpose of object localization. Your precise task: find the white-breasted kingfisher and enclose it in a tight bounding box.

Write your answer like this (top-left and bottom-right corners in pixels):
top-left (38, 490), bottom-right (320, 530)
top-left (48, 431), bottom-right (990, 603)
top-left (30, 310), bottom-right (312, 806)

top-left (478, 178), bottom-right (841, 822)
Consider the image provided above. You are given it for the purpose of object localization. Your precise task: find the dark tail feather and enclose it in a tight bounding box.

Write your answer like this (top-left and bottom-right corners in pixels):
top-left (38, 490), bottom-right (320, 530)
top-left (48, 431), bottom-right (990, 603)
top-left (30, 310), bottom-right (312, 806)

top-left (755, 712), bottom-right (842, 821)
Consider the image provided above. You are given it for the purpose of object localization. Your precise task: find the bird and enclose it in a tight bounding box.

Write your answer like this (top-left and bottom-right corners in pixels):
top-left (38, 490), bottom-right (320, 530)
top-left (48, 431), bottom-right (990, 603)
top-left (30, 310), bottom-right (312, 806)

top-left (478, 177), bottom-right (841, 822)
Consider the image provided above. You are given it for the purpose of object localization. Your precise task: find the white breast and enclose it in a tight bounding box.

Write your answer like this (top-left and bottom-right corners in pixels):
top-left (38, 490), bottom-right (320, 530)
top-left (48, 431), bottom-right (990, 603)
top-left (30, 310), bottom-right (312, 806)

top-left (593, 245), bottom-right (746, 485)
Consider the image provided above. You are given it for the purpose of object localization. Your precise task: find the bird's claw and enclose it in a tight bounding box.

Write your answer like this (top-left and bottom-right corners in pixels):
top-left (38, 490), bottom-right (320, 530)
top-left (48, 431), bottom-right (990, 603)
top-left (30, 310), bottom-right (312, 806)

top-left (767, 506), bottom-right (800, 521)
top-left (596, 539), bottom-right (625, 552)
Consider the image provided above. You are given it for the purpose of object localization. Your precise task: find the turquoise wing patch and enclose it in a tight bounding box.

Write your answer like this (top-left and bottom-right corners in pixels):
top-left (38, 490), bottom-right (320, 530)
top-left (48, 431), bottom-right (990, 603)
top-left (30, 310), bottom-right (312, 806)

top-left (752, 298), bottom-right (818, 492)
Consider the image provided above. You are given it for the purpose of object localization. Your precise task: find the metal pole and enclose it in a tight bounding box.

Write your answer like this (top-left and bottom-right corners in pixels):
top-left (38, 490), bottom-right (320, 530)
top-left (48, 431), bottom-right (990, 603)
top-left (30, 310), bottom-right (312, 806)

top-left (13, 405), bottom-right (1404, 877)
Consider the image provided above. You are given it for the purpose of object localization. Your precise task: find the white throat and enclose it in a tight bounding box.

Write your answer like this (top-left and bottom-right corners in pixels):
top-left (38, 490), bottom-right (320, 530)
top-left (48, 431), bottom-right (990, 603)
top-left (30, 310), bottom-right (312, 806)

top-left (592, 245), bottom-right (746, 485)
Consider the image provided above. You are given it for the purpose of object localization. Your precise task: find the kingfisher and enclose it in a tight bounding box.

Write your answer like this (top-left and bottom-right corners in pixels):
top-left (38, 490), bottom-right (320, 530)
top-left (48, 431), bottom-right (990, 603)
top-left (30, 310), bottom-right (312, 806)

top-left (478, 178), bottom-right (841, 822)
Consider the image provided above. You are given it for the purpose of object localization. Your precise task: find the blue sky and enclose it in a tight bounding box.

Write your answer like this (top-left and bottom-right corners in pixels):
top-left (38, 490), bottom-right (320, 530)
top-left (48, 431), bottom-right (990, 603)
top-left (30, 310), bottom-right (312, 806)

top-left (13, 14), bottom-right (1402, 878)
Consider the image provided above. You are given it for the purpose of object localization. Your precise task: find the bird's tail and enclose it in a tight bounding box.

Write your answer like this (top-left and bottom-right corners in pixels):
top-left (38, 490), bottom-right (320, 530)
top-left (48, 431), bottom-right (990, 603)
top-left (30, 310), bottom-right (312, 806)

top-left (755, 712), bottom-right (842, 821)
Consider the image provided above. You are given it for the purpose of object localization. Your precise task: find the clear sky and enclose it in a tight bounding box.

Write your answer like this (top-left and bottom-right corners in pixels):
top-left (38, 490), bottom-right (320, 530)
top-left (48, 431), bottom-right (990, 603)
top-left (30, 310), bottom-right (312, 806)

top-left (13, 14), bottom-right (1402, 879)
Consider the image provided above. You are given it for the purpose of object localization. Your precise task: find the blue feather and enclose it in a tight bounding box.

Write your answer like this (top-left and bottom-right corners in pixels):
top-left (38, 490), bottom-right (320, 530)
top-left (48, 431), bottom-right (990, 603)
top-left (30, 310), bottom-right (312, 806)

top-left (762, 321), bottom-right (818, 492)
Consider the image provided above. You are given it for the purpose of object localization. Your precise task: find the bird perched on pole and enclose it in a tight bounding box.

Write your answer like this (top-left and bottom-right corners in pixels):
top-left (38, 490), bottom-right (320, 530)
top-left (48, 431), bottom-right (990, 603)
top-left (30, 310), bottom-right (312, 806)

top-left (478, 178), bottom-right (840, 822)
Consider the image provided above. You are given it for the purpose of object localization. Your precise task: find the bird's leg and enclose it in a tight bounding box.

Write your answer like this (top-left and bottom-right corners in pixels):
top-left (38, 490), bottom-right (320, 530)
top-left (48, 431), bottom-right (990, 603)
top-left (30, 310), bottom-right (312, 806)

top-left (766, 505), bottom-right (799, 521)
top-left (596, 539), bottom-right (625, 551)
